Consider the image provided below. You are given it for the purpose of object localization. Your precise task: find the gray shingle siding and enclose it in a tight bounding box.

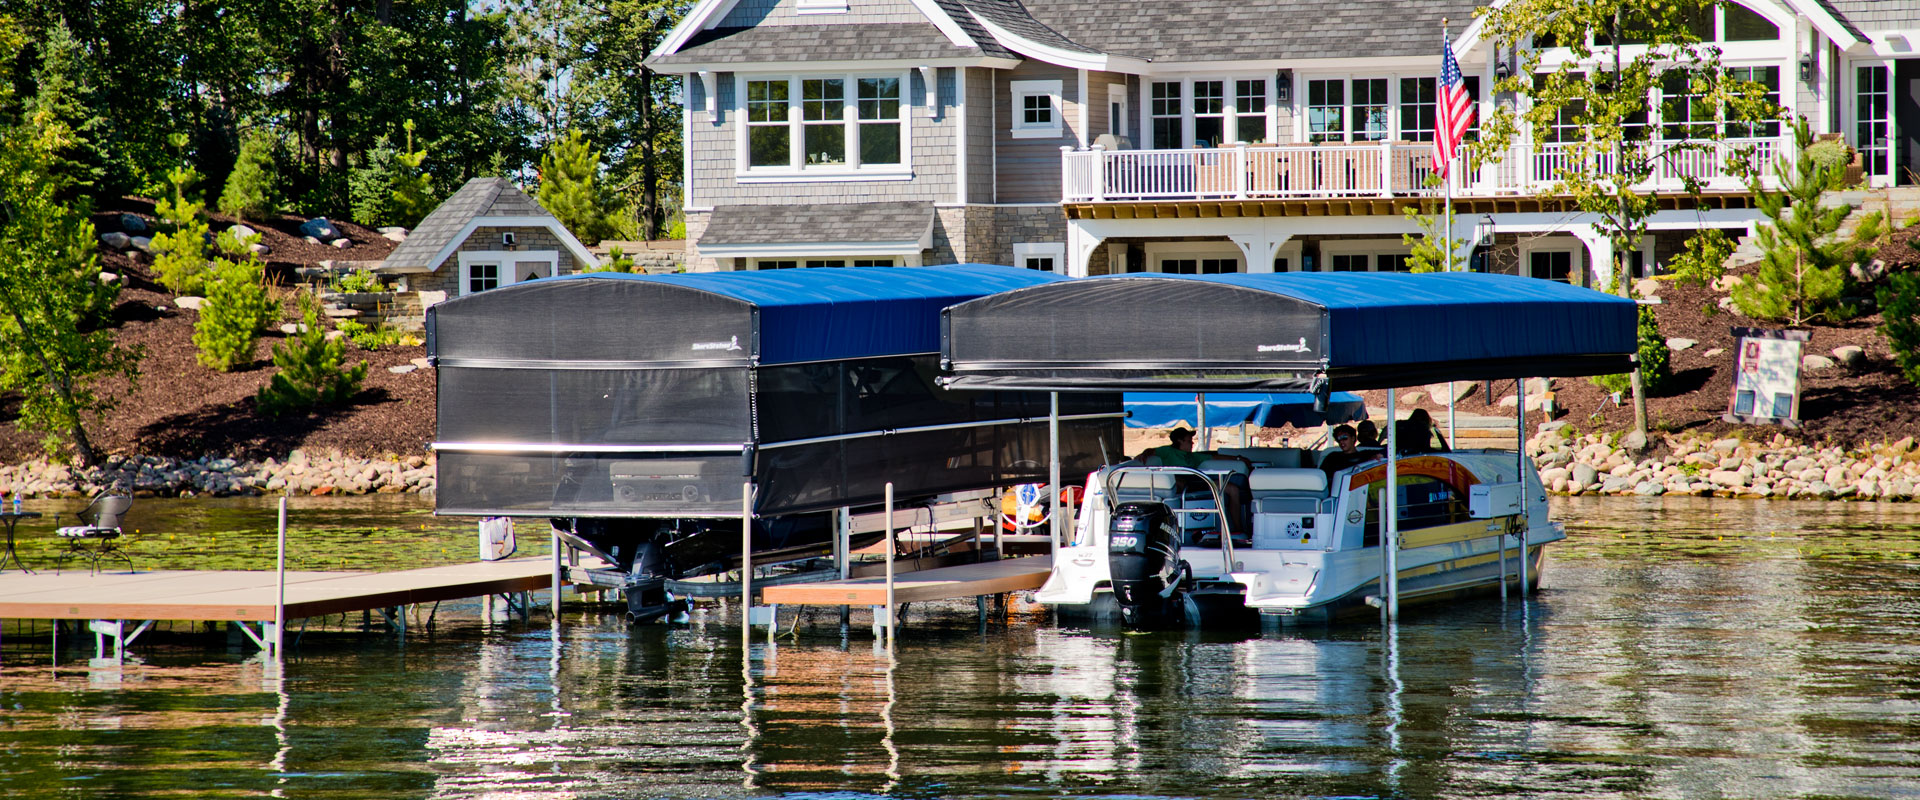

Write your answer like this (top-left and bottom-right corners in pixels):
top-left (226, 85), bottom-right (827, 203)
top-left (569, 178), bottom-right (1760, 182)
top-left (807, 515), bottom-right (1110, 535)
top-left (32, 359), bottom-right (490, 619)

top-left (719, 0), bottom-right (932, 27)
top-left (965, 67), bottom-right (996, 202)
top-left (995, 61), bottom-right (1077, 203)
top-left (1825, 1), bottom-right (1920, 34)
top-left (688, 69), bottom-right (961, 207)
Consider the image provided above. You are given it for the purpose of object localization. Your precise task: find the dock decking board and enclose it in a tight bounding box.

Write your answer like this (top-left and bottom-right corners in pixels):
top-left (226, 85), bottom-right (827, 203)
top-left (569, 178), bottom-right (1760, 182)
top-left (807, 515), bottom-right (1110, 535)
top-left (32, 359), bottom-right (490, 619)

top-left (0, 557), bottom-right (555, 622)
top-left (761, 556), bottom-right (1052, 606)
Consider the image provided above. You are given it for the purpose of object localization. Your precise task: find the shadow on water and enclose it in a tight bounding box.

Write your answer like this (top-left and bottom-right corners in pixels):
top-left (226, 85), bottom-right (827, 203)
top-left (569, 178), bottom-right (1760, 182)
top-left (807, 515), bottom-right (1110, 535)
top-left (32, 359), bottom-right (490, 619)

top-left (1, 495), bottom-right (1918, 798)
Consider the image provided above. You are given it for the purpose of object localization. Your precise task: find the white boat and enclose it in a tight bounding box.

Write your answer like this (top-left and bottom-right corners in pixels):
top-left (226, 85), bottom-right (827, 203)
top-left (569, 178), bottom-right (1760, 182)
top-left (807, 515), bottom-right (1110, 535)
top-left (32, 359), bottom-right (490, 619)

top-left (1035, 447), bottom-right (1558, 626)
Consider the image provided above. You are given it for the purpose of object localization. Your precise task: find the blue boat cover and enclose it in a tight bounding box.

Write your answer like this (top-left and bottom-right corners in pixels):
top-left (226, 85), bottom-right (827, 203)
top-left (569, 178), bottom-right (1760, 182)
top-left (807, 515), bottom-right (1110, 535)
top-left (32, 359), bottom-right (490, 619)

top-left (942, 272), bottom-right (1639, 392)
top-left (1124, 392), bottom-right (1367, 429)
top-left (431, 263), bottom-right (1067, 366)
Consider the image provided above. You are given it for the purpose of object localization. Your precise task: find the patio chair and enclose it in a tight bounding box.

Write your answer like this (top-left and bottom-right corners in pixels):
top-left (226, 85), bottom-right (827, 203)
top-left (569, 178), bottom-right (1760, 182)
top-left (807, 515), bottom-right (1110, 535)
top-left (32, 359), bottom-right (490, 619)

top-left (55, 495), bottom-right (134, 574)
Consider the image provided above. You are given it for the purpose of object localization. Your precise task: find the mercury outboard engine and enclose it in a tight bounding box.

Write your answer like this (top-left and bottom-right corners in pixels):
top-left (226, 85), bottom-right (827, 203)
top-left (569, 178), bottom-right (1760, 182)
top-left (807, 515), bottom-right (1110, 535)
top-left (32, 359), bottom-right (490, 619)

top-left (1107, 501), bottom-right (1192, 628)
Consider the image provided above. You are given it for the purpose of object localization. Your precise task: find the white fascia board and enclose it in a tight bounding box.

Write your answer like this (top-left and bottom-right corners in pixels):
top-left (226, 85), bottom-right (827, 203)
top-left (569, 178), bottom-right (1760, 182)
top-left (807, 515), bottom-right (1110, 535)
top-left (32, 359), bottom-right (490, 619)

top-left (653, 56), bottom-right (1018, 75)
top-left (1455, 7), bottom-right (1495, 58)
top-left (905, 0), bottom-right (980, 49)
top-left (965, 10), bottom-right (1148, 73)
top-left (1143, 55), bottom-right (1444, 75)
top-left (697, 240), bottom-right (928, 258)
top-left (654, 0), bottom-right (742, 60)
top-left (1861, 30), bottom-right (1920, 57)
top-left (424, 215), bottom-right (602, 274)
top-left (1778, 0), bottom-right (1859, 50)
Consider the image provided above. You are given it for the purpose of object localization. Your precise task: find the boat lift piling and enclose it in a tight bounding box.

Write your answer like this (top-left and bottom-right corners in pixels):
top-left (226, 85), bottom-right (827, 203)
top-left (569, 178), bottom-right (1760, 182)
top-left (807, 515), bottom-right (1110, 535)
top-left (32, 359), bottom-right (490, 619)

top-left (1385, 391), bottom-right (1401, 620)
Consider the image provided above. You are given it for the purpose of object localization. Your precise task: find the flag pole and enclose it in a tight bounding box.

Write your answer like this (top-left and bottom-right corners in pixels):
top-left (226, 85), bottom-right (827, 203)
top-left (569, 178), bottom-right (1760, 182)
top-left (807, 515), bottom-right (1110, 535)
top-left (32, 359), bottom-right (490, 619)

top-left (1442, 19), bottom-right (1454, 273)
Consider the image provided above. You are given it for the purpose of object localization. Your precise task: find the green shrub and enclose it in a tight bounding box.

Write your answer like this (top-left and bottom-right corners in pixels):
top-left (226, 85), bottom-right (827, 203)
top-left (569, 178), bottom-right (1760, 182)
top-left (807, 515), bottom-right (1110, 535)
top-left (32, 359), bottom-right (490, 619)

top-left (192, 235), bottom-right (277, 371)
top-left (335, 318), bottom-right (406, 351)
top-left (1591, 304), bottom-right (1671, 397)
top-left (1669, 229), bottom-right (1732, 289)
top-left (218, 133), bottom-right (278, 220)
top-left (1804, 138), bottom-right (1851, 174)
top-left (1733, 118), bottom-right (1877, 325)
top-left (151, 165), bottom-right (210, 295)
top-left (256, 295), bottom-right (367, 416)
top-left (579, 244), bottom-right (637, 274)
top-left (1879, 272), bottom-right (1920, 386)
top-left (332, 269), bottom-right (383, 293)
top-left (348, 120), bottom-right (438, 228)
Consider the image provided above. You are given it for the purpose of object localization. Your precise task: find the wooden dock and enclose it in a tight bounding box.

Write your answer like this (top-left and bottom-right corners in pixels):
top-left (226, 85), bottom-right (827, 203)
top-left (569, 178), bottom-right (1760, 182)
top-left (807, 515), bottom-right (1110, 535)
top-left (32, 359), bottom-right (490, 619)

top-left (0, 557), bottom-right (555, 623)
top-left (761, 556), bottom-right (1052, 606)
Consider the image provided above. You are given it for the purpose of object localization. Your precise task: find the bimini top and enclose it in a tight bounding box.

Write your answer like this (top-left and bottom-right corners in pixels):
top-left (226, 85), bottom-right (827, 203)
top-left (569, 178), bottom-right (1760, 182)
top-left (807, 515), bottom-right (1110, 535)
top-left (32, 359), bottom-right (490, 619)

top-left (430, 264), bottom-right (1067, 367)
top-left (1124, 392), bottom-right (1368, 429)
top-left (942, 272), bottom-right (1638, 392)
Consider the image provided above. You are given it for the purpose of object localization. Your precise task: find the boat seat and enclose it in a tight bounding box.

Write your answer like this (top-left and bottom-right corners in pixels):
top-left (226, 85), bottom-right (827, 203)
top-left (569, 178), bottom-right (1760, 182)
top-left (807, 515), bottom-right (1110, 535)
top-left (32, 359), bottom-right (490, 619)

top-left (1110, 471), bottom-right (1179, 502)
top-left (1215, 447), bottom-right (1306, 468)
top-left (1249, 468), bottom-right (1328, 496)
top-left (1196, 457), bottom-right (1250, 478)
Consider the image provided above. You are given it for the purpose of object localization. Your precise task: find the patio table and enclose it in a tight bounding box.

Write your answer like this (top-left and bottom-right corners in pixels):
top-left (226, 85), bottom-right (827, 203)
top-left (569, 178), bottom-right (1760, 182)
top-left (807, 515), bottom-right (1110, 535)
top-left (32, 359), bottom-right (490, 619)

top-left (0, 511), bottom-right (43, 573)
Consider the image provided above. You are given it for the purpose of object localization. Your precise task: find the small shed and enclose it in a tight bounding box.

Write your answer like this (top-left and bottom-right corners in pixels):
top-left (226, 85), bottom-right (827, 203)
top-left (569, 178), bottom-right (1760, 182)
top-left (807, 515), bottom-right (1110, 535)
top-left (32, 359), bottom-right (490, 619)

top-left (378, 177), bottom-right (600, 296)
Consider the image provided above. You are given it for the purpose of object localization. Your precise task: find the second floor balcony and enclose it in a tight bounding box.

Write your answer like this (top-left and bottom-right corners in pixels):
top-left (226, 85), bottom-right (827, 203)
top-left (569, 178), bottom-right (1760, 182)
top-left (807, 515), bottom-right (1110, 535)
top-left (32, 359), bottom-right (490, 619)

top-left (1060, 137), bottom-right (1787, 204)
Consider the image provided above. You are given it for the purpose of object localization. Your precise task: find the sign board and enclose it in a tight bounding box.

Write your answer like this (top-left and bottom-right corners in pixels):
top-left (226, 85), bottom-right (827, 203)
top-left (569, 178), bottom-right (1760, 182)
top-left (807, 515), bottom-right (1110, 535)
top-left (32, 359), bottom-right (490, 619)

top-left (1723, 327), bottom-right (1809, 427)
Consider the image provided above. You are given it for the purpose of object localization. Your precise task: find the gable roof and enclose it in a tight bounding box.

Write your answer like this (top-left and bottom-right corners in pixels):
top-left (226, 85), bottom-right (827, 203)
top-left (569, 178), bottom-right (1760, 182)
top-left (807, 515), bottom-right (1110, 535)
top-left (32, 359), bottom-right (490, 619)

top-left (1822, 1), bottom-right (1907, 40)
top-left (380, 177), bottom-right (597, 274)
top-left (1021, 0), bottom-right (1486, 63)
top-left (650, 22), bottom-right (981, 65)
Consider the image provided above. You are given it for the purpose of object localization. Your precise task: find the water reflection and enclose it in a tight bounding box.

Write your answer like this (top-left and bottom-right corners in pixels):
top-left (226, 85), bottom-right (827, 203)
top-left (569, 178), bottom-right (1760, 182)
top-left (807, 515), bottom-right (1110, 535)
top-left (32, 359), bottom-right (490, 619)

top-left (1, 495), bottom-right (1917, 798)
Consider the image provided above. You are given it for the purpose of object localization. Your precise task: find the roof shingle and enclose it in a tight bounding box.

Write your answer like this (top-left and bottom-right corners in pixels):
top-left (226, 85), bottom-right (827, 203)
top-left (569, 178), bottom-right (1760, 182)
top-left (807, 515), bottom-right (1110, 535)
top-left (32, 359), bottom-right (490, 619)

top-left (700, 202), bottom-right (935, 247)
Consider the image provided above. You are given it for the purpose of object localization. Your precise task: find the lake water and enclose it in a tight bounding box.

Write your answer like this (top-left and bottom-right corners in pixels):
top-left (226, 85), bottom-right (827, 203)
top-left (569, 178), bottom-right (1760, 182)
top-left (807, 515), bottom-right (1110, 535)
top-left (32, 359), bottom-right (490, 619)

top-left (1, 495), bottom-right (1917, 799)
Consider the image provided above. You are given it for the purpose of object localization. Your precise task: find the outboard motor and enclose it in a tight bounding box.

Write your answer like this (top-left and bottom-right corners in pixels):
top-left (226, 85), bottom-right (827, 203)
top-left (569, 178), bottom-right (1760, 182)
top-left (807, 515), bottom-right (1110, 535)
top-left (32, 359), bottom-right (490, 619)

top-left (1107, 502), bottom-right (1192, 628)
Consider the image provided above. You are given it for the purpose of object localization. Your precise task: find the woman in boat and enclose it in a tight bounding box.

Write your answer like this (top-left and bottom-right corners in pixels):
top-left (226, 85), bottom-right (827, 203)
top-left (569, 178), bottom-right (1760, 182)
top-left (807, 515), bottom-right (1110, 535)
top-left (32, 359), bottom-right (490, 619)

top-left (1395, 409), bottom-right (1450, 455)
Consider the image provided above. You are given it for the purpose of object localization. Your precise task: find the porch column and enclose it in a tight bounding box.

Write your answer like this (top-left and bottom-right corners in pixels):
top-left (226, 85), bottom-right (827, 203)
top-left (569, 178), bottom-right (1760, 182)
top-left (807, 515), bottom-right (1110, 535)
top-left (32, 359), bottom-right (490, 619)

top-left (1065, 222), bottom-right (1103, 277)
top-left (1228, 232), bottom-right (1292, 274)
top-left (1570, 226), bottom-right (1614, 292)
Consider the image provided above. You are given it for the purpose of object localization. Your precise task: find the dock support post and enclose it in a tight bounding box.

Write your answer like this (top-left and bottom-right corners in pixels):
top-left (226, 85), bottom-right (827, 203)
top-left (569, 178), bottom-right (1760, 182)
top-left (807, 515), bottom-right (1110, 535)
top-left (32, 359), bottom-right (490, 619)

top-left (1048, 393), bottom-right (1061, 558)
top-left (1385, 390), bottom-right (1400, 621)
top-left (884, 482), bottom-right (896, 644)
top-left (837, 506), bottom-right (851, 628)
top-left (741, 482), bottom-right (753, 643)
top-left (551, 525), bottom-right (562, 620)
top-left (1516, 379), bottom-right (1530, 597)
top-left (275, 497), bottom-right (287, 658)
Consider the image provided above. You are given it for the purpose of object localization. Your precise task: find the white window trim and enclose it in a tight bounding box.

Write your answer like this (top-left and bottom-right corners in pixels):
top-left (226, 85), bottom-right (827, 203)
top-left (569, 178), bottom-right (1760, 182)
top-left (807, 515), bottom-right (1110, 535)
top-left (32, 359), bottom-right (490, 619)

top-left (1142, 241), bottom-right (1244, 273)
top-left (1143, 76), bottom-right (1276, 149)
top-left (1517, 238), bottom-right (1583, 283)
top-left (1013, 242), bottom-right (1066, 274)
top-left (1107, 83), bottom-right (1128, 140)
top-left (1010, 79), bottom-right (1065, 139)
top-left (1850, 59), bottom-right (1894, 188)
top-left (457, 250), bottom-right (558, 295)
top-left (795, 0), bottom-right (849, 14)
top-left (1318, 240), bottom-right (1413, 272)
top-left (735, 71), bottom-right (915, 180)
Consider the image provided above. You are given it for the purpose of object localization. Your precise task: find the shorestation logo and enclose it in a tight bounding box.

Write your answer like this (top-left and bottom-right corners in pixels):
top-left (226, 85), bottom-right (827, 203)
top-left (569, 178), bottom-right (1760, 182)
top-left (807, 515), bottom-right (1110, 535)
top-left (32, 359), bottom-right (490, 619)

top-left (1257, 337), bottom-right (1310, 354)
top-left (691, 335), bottom-right (743, 352)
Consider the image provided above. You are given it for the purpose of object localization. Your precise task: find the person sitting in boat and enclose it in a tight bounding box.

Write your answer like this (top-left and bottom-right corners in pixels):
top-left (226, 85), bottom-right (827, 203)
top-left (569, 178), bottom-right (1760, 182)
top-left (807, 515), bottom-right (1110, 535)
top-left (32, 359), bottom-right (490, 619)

top-left (1356, 419), bottom-right (1383, 451)
top-left (1395, 409), bottom-right (1450, 455)
top-left (1319, 424), bottom-right (1376, 478)
top-left (1143, 427), bottom-right (1252, 535)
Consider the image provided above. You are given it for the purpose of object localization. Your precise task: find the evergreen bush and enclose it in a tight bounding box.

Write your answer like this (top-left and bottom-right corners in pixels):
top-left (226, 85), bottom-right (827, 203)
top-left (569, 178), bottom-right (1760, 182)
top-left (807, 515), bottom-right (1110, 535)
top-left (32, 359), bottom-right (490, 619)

top-left (151, 165), bottom-right (210, 295)
top-left (192, 231), bottom-right (277, 371)
top-left (1733, 117), bottom-right (1879, 325)
top-left (256, 295), bottom-right (367, 416)
top-left (1591, 305), bottom-right (1671, 397)
top-left (1878, 272), bottom-right (1920, 386)
top-left (218, 133), bottom-right (278, 220)
top-left (348, 120), bottom-right (437, 228)
top-left (538, 130), bottom-right (632, 245)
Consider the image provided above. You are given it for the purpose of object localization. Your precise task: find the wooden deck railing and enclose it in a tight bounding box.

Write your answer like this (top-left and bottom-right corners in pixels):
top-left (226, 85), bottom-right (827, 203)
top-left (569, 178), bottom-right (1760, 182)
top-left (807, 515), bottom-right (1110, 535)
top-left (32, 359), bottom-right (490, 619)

top-left (1060, 137), bottom-right (1785, 203)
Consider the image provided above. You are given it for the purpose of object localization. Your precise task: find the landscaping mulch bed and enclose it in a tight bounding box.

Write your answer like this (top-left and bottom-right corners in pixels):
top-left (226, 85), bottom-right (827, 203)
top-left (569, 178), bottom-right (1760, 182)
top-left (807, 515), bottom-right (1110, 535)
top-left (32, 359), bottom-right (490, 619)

top-left (0, 201), bottom-right (430, 462)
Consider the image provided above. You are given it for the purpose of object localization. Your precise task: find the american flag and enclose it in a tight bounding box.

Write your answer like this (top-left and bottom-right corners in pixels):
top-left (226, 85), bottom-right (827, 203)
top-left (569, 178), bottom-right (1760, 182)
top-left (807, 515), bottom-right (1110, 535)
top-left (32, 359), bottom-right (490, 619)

top-left (1435, 37), bottom-right (1475, 180)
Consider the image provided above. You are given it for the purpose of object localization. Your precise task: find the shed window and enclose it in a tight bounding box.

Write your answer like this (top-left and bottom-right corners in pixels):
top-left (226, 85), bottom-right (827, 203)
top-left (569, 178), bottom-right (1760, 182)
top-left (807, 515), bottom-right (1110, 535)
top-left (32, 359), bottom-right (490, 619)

top-left (468, 262), bottom-right (500, 293)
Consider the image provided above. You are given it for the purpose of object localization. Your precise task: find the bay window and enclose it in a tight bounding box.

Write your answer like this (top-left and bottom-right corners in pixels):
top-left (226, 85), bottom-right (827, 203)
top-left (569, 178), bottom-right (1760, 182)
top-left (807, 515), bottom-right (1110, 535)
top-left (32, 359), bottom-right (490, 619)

top-left (738, 72), bottom-right (912, 175)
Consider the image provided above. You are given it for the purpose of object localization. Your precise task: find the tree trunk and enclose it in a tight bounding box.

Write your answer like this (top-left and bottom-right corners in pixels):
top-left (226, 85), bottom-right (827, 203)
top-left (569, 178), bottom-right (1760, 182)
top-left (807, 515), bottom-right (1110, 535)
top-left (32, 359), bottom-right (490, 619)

top-left (1611, 6), bottom-right (1650, 448)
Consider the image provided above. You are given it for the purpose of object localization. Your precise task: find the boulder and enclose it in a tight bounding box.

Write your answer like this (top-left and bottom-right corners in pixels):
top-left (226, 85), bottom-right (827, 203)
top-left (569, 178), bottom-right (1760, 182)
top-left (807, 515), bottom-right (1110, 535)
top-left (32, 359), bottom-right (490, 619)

top-left (330, 238), bottom-right (352, 249)
top-left (387, 365), bottom-right (417, 374)
top-left (1832, 345), bottom-right (1866, 369)
top-left (1426, 381), bottom-right (1477, 404)
top-left (1717, 296), bottom-right (1737, 312)
top-left (1399, 390), bottom-right (1427, 405)
top-left (379, 226), bottom-right (409, 242)
top-left (1525, 377), bottom-right (1553, 395)
top-left (1850, 258), bottom-right (1888, 284)
top-left (1497, 394), bottom-right (1519, 408)
top-left (1633, 481), bottom-right (1665, 496)
top-left (130, 235), bottom-right (154, 253)
top-left (1666, 337), bottom-right (1697, 351)
top-left (1633, 278), bottom-right (1662, 297)
top-left (100, 231), bottom-right (131, 249)
top-left (303, 235), bottom-right (322, 245)
top-left (1711, 274), bottom-right (1744, 292)
top-left (1708, 469), bottom-right (1746, 487)
top-left (1541, 467), bottom-right (1571, 485)
top-left (119, 213), bottom-right (147, 234)
top-left (1622, 429), bottom-right (1650, 454)
top-left (299, 217), bottom-right (341, 241)
top-left (1702, 347), bottom-right (1726, 358)
top-left (173, 296), bottom-right (205, 311)
top-left (1602, 476), bottom-right (1633, 494)
top-left (410, 357), bottom-right (431, 369)
top-left (98, 271), bottom-right (121, 286)
top-left (249, 242), bottom-right (271, 255)
top-left (227, 223), bottom-right (258, 241)
top-left (1711, 437), bottom-right (1741, 454)
top-left (1802, 354), bottom-right (1836, 371)
top-left (1538, 420), bottom-right (1569, 434)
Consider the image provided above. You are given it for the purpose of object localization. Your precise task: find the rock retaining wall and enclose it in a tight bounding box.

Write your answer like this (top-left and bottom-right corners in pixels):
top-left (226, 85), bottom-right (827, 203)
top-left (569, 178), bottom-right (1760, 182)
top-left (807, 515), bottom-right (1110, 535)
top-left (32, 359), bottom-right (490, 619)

top-left (1530, 429), bottom-right (1920, 500)
top-left (1, 451), bottom-right (437, 499)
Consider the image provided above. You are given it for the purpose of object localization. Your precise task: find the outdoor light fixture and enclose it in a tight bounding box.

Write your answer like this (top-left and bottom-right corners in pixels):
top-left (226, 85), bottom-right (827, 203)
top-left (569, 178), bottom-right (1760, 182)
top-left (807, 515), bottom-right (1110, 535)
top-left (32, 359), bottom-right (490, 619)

top-left (501, 232), bottom-right (517, 248)
top-left (1276, 71), bottom-right (1292, 105)
top-left (1798, 53), bottom-right (1814, 82)
top-left (1479, 214), bottom-right (1495, 248)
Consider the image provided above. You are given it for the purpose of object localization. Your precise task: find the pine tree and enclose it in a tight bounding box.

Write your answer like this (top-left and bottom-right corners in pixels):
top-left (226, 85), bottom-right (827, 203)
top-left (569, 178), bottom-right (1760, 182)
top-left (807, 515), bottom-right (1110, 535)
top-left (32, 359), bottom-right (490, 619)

top-left (1733, 117), bottom-right (1879, 325)
top-left (390, 119), bottom-right (437, 228)
top-left (23, 20), bottom-right (115, 199)
top-left (193, 231), bottom-right (278, 372)
top-left (219, 133), bottom-right (279, 220)
top-left (256, 294), bottom-right (368, 416)
top-left (0, 22), bottom-right (141, 466)
top-left (151, 162), bottom-right (212, 295)
top-left (537, 130), bottom-right (630, 245)
top-left (349, 120), bottom-right (438, 228)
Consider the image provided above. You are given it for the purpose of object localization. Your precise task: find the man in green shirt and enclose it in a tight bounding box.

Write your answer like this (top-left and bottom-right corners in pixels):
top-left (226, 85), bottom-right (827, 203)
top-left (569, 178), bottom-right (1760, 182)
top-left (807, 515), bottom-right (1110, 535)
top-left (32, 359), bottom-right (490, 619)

top-left (1142, 428), bottom-right (1250, 536)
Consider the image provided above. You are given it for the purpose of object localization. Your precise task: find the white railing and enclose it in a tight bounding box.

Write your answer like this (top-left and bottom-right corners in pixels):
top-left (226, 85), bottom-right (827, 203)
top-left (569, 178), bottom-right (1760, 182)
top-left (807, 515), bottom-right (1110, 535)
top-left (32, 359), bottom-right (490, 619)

top-left (1060, 137), bottom-right (1785, 203)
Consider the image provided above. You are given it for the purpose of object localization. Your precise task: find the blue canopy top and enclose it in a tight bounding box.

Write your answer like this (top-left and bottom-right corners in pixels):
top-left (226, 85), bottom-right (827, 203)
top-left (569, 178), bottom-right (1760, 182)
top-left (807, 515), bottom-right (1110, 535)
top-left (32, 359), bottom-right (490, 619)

top-left (942, 272), bottom-right (1638, 392)
top-left (431, 264), bottom-right (1066, 367)
top-left (1124, 392), bottom-right (1368, 429)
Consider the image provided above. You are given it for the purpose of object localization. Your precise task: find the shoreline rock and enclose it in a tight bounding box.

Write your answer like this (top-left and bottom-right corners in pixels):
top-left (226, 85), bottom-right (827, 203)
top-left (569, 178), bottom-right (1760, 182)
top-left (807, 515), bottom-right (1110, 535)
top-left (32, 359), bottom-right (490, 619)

top-left (0, 450), bottom-right (435, 499)
top-left (1528, 428), bottom-right (1919, 502)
